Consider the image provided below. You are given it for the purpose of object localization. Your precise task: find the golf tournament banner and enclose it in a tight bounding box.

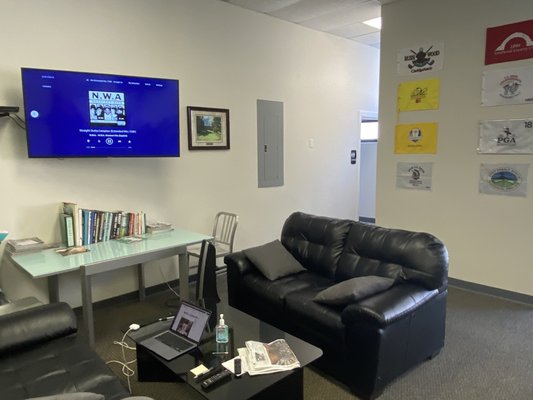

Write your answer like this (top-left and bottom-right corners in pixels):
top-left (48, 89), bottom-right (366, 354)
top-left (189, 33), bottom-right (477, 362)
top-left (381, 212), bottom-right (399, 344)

top-left (397, 78), bottom-right (440, 111)
top-left (479, 118), bottom-right (533, 154)
top-left (482, 65), bottom-right (533, 106)
top-left (479, 164), bottom-right (529, 197)
top-left (397, 42), bottom-right (444, 75)
top-left (396, 162), bottom-right (433, 191)
top-left (485, 20), bottom-right (533, 65)
top-left (395, 122), bottom-right (438, 154)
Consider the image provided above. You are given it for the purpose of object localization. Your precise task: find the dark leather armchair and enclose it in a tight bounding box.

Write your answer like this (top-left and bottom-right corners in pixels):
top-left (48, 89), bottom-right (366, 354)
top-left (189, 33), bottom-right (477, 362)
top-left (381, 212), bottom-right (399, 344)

top-left (0, 302), bottom-right (145, 400)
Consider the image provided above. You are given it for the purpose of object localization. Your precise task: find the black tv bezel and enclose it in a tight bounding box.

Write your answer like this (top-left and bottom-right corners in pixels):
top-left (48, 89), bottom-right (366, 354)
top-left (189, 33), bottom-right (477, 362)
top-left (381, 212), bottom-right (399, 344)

top-left (21, 67), bottom-right (180, 159)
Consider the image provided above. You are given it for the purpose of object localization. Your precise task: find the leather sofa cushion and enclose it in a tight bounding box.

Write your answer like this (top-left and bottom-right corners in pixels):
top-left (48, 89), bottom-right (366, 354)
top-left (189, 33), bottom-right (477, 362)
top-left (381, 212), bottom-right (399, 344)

top-left (314, 276), bottom-right (395, 306)
top-left (240, 270), bottom-right (332, 308)
top-left (0, 335), bottom-right (128, 400)
top-left (341, 283), bottom-right (439, 328)
top-left (281, 212), bottom-right (353, 279)
top-left (0, 303), bottom-right (77, 356)
top-left (337, 222), bottom-right (449, 290)
top-left (243, 240), bottom-right (305, 281)
top-left (285, 285), bottom-right (346, 349)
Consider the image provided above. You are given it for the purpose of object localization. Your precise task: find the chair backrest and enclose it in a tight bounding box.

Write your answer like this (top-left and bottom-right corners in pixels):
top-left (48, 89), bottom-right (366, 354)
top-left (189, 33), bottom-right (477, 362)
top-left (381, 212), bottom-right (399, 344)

top-left (212, 212), bottom-right (238, 252)
top-left (196, 240), bottom-right (220, 305)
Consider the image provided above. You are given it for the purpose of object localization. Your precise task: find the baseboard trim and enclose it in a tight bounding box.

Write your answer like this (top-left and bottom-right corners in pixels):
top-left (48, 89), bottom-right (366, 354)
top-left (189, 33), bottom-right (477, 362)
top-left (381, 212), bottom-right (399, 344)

top-left (449, 277), bottom-right (533, 306)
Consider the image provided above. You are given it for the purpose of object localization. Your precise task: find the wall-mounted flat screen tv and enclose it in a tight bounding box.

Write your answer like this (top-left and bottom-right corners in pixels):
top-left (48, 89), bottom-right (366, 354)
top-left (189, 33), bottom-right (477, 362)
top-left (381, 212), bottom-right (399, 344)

top-left (21, 68), bottom-right (179, 158)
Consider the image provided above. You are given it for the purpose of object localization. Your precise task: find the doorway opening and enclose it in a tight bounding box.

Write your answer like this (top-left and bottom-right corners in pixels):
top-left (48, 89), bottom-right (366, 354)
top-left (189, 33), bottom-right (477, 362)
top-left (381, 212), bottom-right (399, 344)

top-left (358, 113), bottom-right (378, 223)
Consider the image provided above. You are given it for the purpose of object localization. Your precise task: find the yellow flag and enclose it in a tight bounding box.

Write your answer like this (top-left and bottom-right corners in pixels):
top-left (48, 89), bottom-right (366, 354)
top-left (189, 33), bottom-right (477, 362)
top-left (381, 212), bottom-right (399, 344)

top-left (397, 78), bottom-right (440, 111)
top-left (395, 122), bottom-right (438, 154)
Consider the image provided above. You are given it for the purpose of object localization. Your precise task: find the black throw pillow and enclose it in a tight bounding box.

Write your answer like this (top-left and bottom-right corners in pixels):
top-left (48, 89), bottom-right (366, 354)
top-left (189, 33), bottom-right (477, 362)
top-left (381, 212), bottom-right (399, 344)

top-left (314, 276), bottom-right (395, 306)
top-left (244, 240), bottom-right (306, 281)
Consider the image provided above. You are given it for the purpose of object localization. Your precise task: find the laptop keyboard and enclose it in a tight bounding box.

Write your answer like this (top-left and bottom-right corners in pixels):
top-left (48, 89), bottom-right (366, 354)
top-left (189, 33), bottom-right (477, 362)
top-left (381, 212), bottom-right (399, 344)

top-left (157, 332), bottom-right (192, 350)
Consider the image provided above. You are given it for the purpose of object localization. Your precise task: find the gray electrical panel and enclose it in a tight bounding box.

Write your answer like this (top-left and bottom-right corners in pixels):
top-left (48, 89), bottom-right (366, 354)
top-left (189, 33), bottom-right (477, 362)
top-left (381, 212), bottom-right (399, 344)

top-left (257, 99), bottom-right (284, 188)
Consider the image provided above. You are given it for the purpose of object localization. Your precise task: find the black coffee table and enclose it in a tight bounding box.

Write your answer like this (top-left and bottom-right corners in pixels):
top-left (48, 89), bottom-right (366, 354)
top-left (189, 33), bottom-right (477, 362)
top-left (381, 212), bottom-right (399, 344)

top-left (131, 303), bottom-right (322, 400)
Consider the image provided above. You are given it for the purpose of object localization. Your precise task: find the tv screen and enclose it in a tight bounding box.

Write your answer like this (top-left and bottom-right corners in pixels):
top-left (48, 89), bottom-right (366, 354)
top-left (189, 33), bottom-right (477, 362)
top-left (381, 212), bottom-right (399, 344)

top-left (21, 68), bottom-right (179, 158)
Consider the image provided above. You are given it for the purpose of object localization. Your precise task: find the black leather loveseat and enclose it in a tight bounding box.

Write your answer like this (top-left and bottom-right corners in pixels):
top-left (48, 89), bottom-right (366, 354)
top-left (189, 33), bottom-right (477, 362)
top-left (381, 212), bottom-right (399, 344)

top-left (0, 301), bottom-right (148, 400)
top-left (225, 212), bottom-right (449, 399)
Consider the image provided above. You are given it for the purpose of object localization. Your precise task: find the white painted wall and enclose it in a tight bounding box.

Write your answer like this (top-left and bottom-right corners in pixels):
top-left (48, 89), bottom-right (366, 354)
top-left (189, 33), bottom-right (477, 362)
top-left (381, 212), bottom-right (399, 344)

top-left (0, 0), bottom-right (379, 306)
top-left (378, 0), bottom-right (533, 296)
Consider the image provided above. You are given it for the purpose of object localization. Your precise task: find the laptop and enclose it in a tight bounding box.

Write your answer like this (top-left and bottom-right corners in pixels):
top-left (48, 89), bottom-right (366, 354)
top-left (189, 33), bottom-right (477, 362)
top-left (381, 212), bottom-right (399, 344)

top-left (139, 301), bottom-right (212, 361)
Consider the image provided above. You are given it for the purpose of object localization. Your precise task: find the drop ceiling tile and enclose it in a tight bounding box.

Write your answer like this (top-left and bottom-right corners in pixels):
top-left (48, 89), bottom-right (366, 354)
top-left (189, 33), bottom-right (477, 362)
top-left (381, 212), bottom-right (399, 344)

top-left (269, 0), bottom-right (354, 23)
top-left (225, 0), bottom-right (301, 14)
top-left (351, 31), bottom-right (381, 46)
top-left (328, 22), bottom-right (378, 38)
top-left (302, 2), bottom-right (380, 30)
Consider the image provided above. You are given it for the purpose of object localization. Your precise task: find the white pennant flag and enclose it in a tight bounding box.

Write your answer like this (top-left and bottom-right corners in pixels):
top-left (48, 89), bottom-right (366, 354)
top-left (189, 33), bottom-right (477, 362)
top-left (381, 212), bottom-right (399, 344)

top-left (479, 164), bottom-right (529, 197)
top-left (397, 42), bottom-right (444, 75)
top-left (479, 118), bottom-right (533, 153)
top-left (482, 65), bottom-right (533, 106)
top-left (396, 162), bottom-right (433, 191)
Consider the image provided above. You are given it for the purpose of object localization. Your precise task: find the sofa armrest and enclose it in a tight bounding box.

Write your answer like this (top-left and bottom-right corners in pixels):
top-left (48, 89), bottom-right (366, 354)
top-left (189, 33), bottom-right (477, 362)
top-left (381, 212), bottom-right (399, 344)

top-left (224, 251), bottom-right (254, 275)
top-left (225, 251), bottom-right (256, 307)
top-left (341, 284), bottom-right (439, 328)
top-left (0, 302), bottom-right (77, 356)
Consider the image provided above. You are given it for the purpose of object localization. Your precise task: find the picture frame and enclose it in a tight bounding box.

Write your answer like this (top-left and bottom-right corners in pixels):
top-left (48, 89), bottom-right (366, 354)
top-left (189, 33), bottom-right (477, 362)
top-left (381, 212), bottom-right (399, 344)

top-left (187, 106), bottom-right (230, 150)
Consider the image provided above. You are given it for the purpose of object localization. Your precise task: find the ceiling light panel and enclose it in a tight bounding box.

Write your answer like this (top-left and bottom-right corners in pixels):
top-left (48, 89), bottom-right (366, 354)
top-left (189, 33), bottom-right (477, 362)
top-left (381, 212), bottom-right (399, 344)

top-left (302, 2), bottom-right (381, 31)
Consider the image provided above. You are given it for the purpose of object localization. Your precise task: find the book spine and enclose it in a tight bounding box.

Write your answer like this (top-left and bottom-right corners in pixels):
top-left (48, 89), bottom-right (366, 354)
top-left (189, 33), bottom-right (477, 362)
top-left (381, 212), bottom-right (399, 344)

top-left (112, 212), bottom-right (119, 239)
top-left (82, 209), bottom-right (89, 245)
top-left (104, 211), bottom-right (112, 241)
top-left (120, 212), bottom-right (128, 237)
top-left (65, 214), bottom-right (75, 247)
top-left (128, 213), bottom-right (134, 236)
top-left (76, 208), bottom-right (83, 246)
top-left (90, 210), bottom-right (96, 244)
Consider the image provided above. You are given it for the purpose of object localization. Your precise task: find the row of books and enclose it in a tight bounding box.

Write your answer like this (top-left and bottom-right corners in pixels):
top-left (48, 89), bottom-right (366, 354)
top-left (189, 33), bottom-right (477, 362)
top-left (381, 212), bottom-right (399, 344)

top-left (61, 202), bottom-right (147, 246)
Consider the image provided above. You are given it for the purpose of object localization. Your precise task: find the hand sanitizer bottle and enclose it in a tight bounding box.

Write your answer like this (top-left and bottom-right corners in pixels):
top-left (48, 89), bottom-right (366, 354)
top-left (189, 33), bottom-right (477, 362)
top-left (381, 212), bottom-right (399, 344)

top-left (216, 313), bottom-right (229, 343)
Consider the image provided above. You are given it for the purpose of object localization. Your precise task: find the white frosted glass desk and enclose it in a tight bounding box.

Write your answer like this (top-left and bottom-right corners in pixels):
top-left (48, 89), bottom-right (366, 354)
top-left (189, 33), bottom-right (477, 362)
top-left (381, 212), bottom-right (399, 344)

top-left (9, 229), bottom-right (211, 346)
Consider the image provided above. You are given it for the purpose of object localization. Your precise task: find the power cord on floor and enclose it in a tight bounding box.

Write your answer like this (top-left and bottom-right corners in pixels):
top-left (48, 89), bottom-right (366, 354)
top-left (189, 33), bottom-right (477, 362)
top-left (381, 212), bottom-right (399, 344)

top-left (158, 264), bottom-right (181, 300)
top-left (106, 324), bottom-right (139, 394)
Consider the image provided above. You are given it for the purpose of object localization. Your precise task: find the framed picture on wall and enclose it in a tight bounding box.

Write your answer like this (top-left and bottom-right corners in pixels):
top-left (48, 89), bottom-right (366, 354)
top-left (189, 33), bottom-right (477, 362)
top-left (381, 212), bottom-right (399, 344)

top-left (187, 106), bottom-right (230, 150)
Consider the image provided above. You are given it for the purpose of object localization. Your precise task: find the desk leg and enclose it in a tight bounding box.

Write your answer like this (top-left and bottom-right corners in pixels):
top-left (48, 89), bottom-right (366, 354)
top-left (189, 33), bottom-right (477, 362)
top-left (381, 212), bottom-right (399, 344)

top-left (178, 252), bottom-right (189, 300)
top-left (48, 275), bottom-right (60, 303)
top-left (138, 264), bottom-right (146, 302)
top-left (80, 266), bottom-right (95, 347)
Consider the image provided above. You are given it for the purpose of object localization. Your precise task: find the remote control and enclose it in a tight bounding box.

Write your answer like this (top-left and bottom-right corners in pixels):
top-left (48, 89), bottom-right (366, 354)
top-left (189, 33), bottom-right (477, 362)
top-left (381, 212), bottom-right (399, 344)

top-left (234, 358), bottom-right (242, 375)
top-left (201, 369), bottom-right (232, 389)
top-left (194, 365), bottom-right (222, 382)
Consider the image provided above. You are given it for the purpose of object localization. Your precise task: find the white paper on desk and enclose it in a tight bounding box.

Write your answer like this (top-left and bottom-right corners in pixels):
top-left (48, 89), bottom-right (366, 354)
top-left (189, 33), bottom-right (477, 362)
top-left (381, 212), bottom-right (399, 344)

top-left (222, 355), bottom-right (246, 377)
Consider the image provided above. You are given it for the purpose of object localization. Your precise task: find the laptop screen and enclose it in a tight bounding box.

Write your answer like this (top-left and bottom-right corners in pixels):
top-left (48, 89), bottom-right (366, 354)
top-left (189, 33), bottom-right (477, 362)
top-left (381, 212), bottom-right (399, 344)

top-left (169, 302), bottom-right (211, 343)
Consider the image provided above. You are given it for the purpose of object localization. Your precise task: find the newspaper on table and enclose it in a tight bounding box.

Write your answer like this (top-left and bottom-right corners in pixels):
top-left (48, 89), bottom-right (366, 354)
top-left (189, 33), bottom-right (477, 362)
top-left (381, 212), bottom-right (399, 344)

top-left (237, 339), bottom-right (300, 376)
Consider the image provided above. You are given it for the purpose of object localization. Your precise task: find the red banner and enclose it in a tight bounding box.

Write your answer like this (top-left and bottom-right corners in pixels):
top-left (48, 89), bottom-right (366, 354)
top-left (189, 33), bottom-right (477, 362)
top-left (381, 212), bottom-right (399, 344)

top-left (485, 20), bottom-right (533, 65)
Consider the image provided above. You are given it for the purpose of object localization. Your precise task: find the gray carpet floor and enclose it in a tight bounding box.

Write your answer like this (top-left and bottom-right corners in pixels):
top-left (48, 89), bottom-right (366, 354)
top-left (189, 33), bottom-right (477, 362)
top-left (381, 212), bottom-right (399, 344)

top-left (85, 277), bottom-right (533, 399)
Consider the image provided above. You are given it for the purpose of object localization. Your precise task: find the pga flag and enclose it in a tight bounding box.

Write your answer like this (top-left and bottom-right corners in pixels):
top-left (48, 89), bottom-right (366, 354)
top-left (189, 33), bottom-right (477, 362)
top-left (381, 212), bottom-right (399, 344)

top-left (479, 119), bottom-right (533, 154)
